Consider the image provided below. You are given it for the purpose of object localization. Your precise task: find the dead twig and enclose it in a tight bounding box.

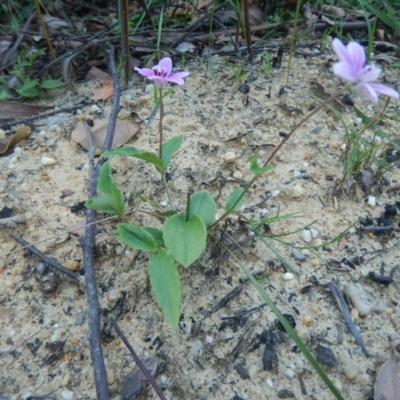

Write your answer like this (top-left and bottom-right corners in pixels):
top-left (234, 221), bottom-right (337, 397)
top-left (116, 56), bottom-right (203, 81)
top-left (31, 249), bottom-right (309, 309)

top-left (110, 318), bottom-right (167, 400)
top-left (9, 233), bottom-right (81, 283)
top-left (78, 43), bottom-right (121, 400)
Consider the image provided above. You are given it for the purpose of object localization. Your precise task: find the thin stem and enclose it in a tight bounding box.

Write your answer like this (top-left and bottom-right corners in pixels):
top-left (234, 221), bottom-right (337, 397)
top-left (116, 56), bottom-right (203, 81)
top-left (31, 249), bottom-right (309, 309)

top-left (209, 87), bottom-right (345, 229)
top-left (185, 192), bottom-right (190, 221)
top-left (110, 318), bottom-right (166, 400)
top-left (162, 172), bottom-right (175, 210)
top-left (159, 87), bottom-right (163, 159)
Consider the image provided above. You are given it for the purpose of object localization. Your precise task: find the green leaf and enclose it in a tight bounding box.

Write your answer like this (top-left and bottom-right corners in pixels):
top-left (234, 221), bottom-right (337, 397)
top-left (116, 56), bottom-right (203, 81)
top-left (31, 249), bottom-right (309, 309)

top-left (41, 79), bottom-right (65, 89)
top-left (162, 135), bottom-right (183, 171)
top-left (114, 223), bottom-right (158, 252)
top-left (149, 249), bottom-right (181, 328)
top-left (85, 196), bottom-right (124, 217)
top-left (16, 87), bottom-right (39, 98)
top-left (163, 214), bottom-right (206, 267)
top-left (225, 187), bottom-right (245, 213)
top-left (187, 191), bottom-right (216, 227)
top-left (17, 79), bottom-right (39, 92)
top-left (85, 161), bottom-right (125, 217)
top-left (248, 155), bottom-right (273, 175)
top-left (102, 147), bottom-right (163, 170)
top-left (143, 227), bottom-right (164, 248)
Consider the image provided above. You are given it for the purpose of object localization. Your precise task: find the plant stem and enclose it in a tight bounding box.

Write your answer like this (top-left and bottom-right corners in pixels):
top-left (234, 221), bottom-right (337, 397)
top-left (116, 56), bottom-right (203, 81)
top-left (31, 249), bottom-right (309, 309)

top-left (209, 88), bottom-right (345, 229)
top-left (162, 172), bottom-right (175, 210)
top-left (159, 87), bottom-right (163, 159)
top-left (157, 87), bottom-right (175, 210)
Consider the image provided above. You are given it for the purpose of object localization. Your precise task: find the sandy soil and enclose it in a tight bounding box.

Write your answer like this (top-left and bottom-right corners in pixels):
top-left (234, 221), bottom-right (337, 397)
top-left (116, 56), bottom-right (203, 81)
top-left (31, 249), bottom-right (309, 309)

top-left (1, 44), bottom-right (400, 400)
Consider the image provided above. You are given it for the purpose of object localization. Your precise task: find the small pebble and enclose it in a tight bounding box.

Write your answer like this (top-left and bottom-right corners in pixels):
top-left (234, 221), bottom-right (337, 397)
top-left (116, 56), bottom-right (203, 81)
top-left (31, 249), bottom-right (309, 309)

top-left (233, 170), bottom-right (243, 179)
top-left (367, 196), bottom-right (376, 207)
top-left (206, 335), bottom-right (213, 344)
top-left (283, 272), bottom-right (294, 281)
top-left (341, 357), bottom-right (359, 380)
top-left (310, 258), bottom-right (319, 267)
top-left (41, 156), bottom-right (57, 166)
top-left (303, 315), bottom-right (313, 327)
top-left (61, 391), bottom-right (74, 400)
top-left (62, 374), bottom-right (71, 385)
top-left (310, 228), bottom-right (318, 238)
top-left (266, 378), bottom-right (274, 388)
top-left (344, 283), bottom-right (375, 316)
top-left (293, 169), bottom-right (301, 178)
top-left (248, 364), bottom-right (260, 379)
top-left (107, 368), bottom-right (115, 385)
top-left (302, 230), bottom-right (312, 243)
top-left (160, 200), bottom-right (168, 207)
top-left (66, 260), bottom-right (80, 272)
top-left (291, 184), bottom-right (305, 198)
top-left (285, 368), bottom-right (295, 379)
top-left (292, 249), bottom-right (306, 260)
top-left (90, 104), bottom-right (100, 113)
top-left (350, 308), bottom-right (359, 320)
top-left (354, 117), bottom-right (362, 125)
top-left (224, 152), bottom-right (236, 163)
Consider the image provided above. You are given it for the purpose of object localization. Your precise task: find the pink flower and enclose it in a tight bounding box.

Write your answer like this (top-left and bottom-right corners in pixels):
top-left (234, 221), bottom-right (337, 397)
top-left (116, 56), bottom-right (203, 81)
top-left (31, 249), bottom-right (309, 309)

top-left (332, 38), bottom-right (399, 104)
top-left (134, 57), bottom-right (189, 88)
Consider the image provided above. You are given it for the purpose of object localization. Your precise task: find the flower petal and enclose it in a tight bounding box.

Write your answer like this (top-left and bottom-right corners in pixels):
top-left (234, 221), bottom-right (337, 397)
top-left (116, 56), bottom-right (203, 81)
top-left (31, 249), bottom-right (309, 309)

top-left (332, 39), bottom-right (352, 64)
top-left (347, 42), bottom-right (365, 72)
top-left (368, 83), bottom-right (399, 99)
top-left (166, 71), bottom-right (190, 85)
top-left (134, 67), bottom-right (155, 78)
top-left (147, 76), bottom-right (167, 88)
top-left (357, 83), bottom-right (379, 104)
top-left (358, 64), bottom-right (381, 83)
top-left (333, 62), bottom-right (357, 83)
top-left (158, 58), bottom-right (172, 76)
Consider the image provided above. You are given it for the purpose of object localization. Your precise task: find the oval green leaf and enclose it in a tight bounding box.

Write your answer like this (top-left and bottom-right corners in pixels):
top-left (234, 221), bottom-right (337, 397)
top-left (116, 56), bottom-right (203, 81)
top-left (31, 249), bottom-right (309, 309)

top-left (149, 249), bottom-right (181, 329)
top-left (163, 214), bottom-right (206, 267)
top-left (162, 135), bottom-right (183, 171)
top-left (114, 223), bottom-right (157, 252)
top-left (225, 187), bottom-right (245, 213)
top-left (187, 191), bottom-right (216, 227)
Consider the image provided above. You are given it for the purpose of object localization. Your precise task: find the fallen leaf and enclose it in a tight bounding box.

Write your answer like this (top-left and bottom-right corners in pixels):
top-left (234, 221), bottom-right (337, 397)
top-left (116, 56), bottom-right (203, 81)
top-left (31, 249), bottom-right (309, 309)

top-left (374, 349), bottom-right (400, 400)
top-left (71, 119), bottom-right (140, 150)
top-left (91, 80), bottom-right (114, 101)
top-left (0, 100), bottom-right (54, 121)
top-left (0, 126), bottom-right (31, 155)
top-left (85, 66), bottom-right (111, 81)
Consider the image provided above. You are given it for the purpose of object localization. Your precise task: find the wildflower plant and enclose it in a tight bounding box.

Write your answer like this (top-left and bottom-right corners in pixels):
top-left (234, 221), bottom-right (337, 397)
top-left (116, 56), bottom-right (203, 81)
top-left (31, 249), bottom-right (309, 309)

top-left (85, 41), bottom-right (398, 400)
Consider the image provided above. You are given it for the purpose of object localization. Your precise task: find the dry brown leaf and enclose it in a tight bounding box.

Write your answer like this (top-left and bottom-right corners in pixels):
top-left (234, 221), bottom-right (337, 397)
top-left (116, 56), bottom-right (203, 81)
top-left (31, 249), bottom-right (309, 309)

top-left (374, 349), bottom-right (400, 400)
top-left (0, 100), bottom-right (54, 121)
top-left (0, 126), bottom-right (31, 155)
top-left (85, 66), bottom-right (112, 81)
top-left (91, 80), bottom-right (114, 101)
top-left (71, 119), bottom-right (140, 150)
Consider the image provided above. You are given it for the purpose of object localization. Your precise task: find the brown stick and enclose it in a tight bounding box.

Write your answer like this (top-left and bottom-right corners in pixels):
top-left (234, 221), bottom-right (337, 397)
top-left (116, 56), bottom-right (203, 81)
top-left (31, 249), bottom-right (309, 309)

top-left (79, 43), bottom-right (121, 400)
top-left (9, 233), bottom-right (81, 283)
top-left (110, 318), bottom-right (167, 400)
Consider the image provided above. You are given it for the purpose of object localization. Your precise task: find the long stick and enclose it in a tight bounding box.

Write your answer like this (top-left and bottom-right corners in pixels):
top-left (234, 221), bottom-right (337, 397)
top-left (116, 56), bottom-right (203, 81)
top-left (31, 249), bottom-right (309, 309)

top-left (79, 43), bottom-right (121, 400)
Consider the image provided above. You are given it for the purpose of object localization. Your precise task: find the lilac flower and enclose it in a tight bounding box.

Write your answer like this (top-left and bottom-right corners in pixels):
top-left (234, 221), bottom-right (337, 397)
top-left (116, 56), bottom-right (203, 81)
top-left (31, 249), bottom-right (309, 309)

top-left (135, 57), bottom-right (189, 88)
top-left (332, 38), bottom-right (399, 104)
